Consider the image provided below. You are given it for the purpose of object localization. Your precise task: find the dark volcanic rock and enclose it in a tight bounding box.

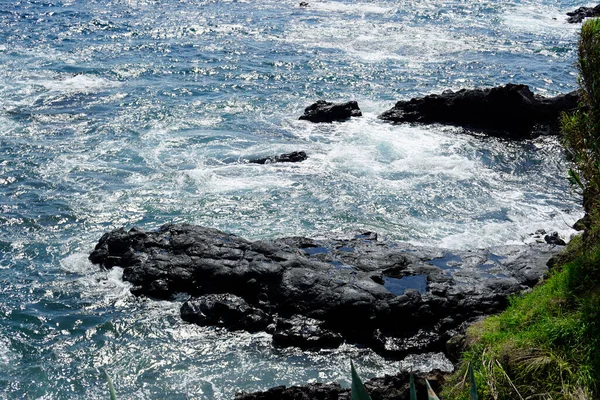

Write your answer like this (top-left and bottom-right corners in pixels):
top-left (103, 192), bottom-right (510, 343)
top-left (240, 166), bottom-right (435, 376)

top-left (180, 294), bottom-right (272, 332)
top-left (567, 5), bottom-right (600, 23)
top-left (236, 383), bottom-right (346, 400)
top-left (378, 84), bottom-right (578, 138)
top-left (248, 151), bottom-right (308, 164)
top-left (89, 223), bottom-right (559, 357)
top-left (235, 370), bottom-right (446, 400)
top-left (544, 232), bottom-right (567, 246)
top-left (299, 100), bottom-right (362, 123)
top-left (272, 315), bottom-right (344, 349)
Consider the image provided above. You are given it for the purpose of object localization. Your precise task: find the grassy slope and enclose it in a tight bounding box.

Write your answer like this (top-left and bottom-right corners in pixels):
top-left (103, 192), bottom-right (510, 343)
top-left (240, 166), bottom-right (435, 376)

top-left (441, 235), bottom-right (600, 399)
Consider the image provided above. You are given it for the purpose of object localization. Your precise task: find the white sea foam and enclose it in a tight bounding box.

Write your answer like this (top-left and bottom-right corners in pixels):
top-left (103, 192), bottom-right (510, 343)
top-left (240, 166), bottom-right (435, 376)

top-left (36, 74), bottom-right (121, 94)
top-left (309, 1), bottom-right (394, 15)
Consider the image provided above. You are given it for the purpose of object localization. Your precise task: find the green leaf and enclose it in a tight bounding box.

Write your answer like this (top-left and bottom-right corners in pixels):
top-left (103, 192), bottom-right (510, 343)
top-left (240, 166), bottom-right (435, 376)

top-left (468, 363), bottom-right (478, 400)
top-left (409, 373), bottom-right (417, 400)
top-left (568, 168), bottom-right (585, 190)
top-left (425, 379), bottom-right (440, 400)
top-left (103, 369), bottom-right (117, 400)
top-left (350, 361), bottom-right (372, 400)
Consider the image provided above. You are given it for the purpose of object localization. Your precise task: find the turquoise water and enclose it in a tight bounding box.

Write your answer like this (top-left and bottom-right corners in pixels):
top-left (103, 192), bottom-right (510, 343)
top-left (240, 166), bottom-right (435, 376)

top-left (0, 0), bottom-right (585, 398)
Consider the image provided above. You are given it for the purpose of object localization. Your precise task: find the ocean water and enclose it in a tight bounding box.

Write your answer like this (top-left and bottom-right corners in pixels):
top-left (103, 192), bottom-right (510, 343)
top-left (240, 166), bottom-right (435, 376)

top-left (0, 0), bottom-right (585, 398)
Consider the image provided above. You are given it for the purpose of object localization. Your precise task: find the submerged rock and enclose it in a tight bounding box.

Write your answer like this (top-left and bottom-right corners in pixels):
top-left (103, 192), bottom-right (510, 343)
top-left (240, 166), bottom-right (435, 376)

top-left (89, 224), bottom-right (559, 358)
top-left (299, 100), bottom-right (362, 123)
top-left (378, 84), bottom-right (578, 138)
top-left (248, 151), bottom-right (308, 164)
top-left (567, 5), bottom-right (600, 23)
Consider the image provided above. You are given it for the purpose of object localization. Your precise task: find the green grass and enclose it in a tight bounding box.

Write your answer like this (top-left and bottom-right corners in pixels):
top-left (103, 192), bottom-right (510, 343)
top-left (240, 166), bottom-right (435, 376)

top-left (442, 236), bottom-right (600, 399)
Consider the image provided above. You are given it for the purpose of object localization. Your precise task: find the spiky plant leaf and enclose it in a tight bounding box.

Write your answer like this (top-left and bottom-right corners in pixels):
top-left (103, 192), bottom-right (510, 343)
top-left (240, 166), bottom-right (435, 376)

top-left (468, 363), bottom-right (478, 400)
top-left (103, 369), bottom-right (117, 400)
top-left (409, 373), bottom-right (417, 400)
top-left (350, 361), bottom-right (372, 400)
top-left (425, 379), bottom-right (440, 400)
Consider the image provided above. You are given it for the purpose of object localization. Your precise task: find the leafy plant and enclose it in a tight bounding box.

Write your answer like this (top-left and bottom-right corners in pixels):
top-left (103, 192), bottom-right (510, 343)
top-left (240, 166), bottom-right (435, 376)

top-left (468, 363), bottom-right (478, 400)
top-left (425, 379), bottom-right (440, 400)
top-left (409, 373), bottom-right (417, 400)
top-left (350, 361), bottom-right (372, 400)
top-left (103, 369), bottom-right (117, 400)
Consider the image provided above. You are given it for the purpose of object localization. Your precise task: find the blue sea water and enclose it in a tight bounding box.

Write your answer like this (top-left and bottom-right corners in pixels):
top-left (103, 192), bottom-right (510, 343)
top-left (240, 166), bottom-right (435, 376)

top-left (0, 0), bottom-right (586, 398)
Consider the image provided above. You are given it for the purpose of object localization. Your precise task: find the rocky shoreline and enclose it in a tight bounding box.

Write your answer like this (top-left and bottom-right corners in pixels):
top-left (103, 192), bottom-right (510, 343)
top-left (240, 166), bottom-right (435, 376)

top-left (86, 82), bottom-right (579, 398)
top-left (89, 223), bottom-right (564, 397)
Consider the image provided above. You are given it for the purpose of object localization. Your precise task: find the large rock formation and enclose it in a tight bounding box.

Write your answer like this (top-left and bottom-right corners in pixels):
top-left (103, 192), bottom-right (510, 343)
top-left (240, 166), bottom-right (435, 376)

top-left (89, 223), bottom-right (559, 357)
top-left (567, 5), bottom-right (600, 23)
top-left (299, 100), bottom-right (362, 123)
top-left (378, 84), bottom-right (578, 138)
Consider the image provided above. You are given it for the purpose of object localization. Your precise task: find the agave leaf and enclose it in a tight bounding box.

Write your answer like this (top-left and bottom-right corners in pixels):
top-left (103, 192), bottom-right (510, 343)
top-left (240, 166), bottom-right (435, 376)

top-left (468, 363), bottom-right (478, 400)
top-left (568, 168), bottom-right (585, 190)
top-left (425, 379), bottom-right (440, 400)
top-left (350, 361), bottom-right (372, 400)
top-left (409, 373), bottom-right (417, 400)
top-left (103, 369), bottom-right (117, 400)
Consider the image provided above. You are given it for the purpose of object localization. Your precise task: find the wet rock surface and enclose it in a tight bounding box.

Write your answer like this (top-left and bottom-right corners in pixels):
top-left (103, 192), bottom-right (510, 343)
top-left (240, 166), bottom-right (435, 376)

top-left (299, 100), bottom-right (362, 123)
top-left (248, 151), bottom-right (308, 164)
top-left (544, 232), bottom-right (567, 246)
top-left (234, 370), bottom-right (446, 400)
top-left (378, 83), bottom-right (578, 138)
top-left (567, 5), bottom-right (600, 23)
top-left (180, 293), bottom-right (272, 333)
top-left (272, 315), bottom-right (344, 349)
top-left (89, 223), bottom-right (559, 358)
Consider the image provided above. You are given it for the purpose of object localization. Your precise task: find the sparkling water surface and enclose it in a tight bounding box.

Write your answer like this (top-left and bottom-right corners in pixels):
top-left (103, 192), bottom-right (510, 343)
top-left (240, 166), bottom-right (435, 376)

top-left (0, 0), bottom-right (585, 398)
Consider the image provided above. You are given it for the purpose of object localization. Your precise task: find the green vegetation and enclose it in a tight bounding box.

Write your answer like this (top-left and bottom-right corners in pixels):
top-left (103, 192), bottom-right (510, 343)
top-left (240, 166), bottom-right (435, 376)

top-left (104, 369), bottom-right (117, 400)
top-left (442, 18), bottom-right (600, 400)
top-left (351, 361), bottom-right (373, 400)
top-left (563, 17), bottom-right (600, 242)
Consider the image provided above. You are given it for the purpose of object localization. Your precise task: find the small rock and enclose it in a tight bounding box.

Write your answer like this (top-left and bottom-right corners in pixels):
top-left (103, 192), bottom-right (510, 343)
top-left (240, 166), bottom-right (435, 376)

top-left (544, 232), bottom-right (567, 246)
top-left (299, 100), bottom-right (362, 123)
top-left (299, 1), bottom-right (309, 7)
top-left (248, 151), bottom-right (308, 164)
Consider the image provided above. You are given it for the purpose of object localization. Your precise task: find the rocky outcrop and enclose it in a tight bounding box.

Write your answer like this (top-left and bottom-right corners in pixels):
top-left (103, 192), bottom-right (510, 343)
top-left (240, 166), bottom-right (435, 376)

top-left (89, 224), bottom-right (559, 358)
top-left (378, 84), bottom-right (578, 138)
top-left (235, 370), bottom-right (446, 400)
top-left (248, 151), bottom-right (308, 164)
top-left (567, 5), bottom-right (600, 23)
top-left (299, 100), bottom-right (362, 123)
